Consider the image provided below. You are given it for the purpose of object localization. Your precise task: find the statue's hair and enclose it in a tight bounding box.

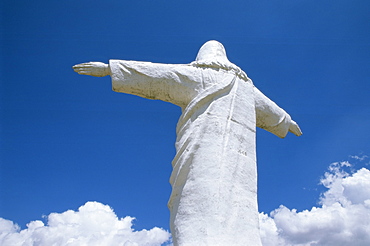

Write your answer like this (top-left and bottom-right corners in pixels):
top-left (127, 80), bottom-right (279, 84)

top-left (190, 60), bottom-right (249, 81)
top-left (189, 40), bottom-right (249, 82)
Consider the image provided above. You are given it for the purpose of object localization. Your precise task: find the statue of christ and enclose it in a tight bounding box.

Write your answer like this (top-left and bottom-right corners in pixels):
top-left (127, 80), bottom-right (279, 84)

top-left (73, 40), bottom-right (302, 246)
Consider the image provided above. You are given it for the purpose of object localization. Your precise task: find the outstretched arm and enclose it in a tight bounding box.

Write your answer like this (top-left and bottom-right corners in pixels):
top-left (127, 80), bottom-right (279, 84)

top-left (73, 62), bottom-right (110, 77)
top-left (73, 59), bottom-right (201, 107)
top-left (254, 86), bottom-right (302, 138)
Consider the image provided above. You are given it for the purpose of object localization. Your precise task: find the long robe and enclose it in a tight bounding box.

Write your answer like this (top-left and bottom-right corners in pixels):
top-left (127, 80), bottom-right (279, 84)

top-left (109, 59), bottom-right (292, 246)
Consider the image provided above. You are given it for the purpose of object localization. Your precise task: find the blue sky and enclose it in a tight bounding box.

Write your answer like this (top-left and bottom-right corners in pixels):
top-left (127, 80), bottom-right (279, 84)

top-left (1, 1), bottom-right (370, 245)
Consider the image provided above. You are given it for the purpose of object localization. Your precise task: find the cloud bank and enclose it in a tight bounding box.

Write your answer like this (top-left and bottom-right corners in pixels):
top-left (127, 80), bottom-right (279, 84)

top-left (260, 161), bottom-right (370, 246)
top-left (0, 202), bottom-right (171, 246)
top-left (1, 160), bottom-right (369, 246)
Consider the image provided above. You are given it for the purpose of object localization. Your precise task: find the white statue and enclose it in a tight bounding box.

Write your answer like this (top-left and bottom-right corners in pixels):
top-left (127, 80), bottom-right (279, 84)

top-left (73, 41), bottom-right (302, 246)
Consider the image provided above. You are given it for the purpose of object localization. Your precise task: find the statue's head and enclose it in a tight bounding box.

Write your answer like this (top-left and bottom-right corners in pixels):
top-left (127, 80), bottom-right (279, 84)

top-left (191, 41), bottom-right (249, 81)
top-left (195, 40), bottom-right (231, 65)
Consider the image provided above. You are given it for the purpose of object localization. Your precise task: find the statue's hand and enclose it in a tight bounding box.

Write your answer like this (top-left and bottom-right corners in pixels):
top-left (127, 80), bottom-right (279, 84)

top-left (72, 62), bottom-right (110, 77)
top-left (289, 120), bottom-right (302, 136)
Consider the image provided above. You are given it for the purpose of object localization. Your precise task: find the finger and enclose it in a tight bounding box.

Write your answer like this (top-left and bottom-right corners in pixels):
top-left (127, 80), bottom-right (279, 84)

top-left (289, 124), bottom-right (302, 136)
top-left (73, 66), bottom-right (92, 70)
top-left (74, 62), bottom-right (97, 67)
top-left (73, 68), bottom-right (93, 73)
top-left (80, 62), bottom-right (95, 66)
top-left (293, 127), bottom-right (302, 136)
top-left (73, 63), bottom-right (87, 67)
top-left (73, 64), bottom-right (93, 69)
top-left (74, 69), bottom-right (92, 74)
top-left (77, 70), bottom-right (93, 75)
top-left (75, 68), bottom-right (92, 72)
top-left (73, 69), bottom-right (90, 74)
top-left (289, 129), bottom-right (299, 136)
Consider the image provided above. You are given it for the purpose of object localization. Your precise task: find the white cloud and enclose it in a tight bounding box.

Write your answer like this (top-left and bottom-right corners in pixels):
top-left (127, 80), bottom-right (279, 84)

top-left (2, 161), bottom-right (370, 246)
top-left (349, 155), bottom-right (368, 162)
top-left (0, 202), bottom-right (171, 246)
top-left (260, 162), bottom-right (370, 246)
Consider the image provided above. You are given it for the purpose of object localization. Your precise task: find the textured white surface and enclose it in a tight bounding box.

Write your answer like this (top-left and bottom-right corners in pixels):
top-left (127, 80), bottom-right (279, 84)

top-left (73, 41), bottom-right (302, 246)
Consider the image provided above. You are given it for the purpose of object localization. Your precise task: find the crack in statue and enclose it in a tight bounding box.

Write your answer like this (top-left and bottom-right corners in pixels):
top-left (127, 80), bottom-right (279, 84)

top-left (73, 40), bottom-right (302, 246)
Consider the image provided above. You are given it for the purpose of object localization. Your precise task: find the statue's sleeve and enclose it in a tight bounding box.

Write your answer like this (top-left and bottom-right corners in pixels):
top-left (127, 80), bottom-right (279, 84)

top-left (254, 87), bottom-right (292, 138)
top-left (109, 60), bottom-right (200, 107)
